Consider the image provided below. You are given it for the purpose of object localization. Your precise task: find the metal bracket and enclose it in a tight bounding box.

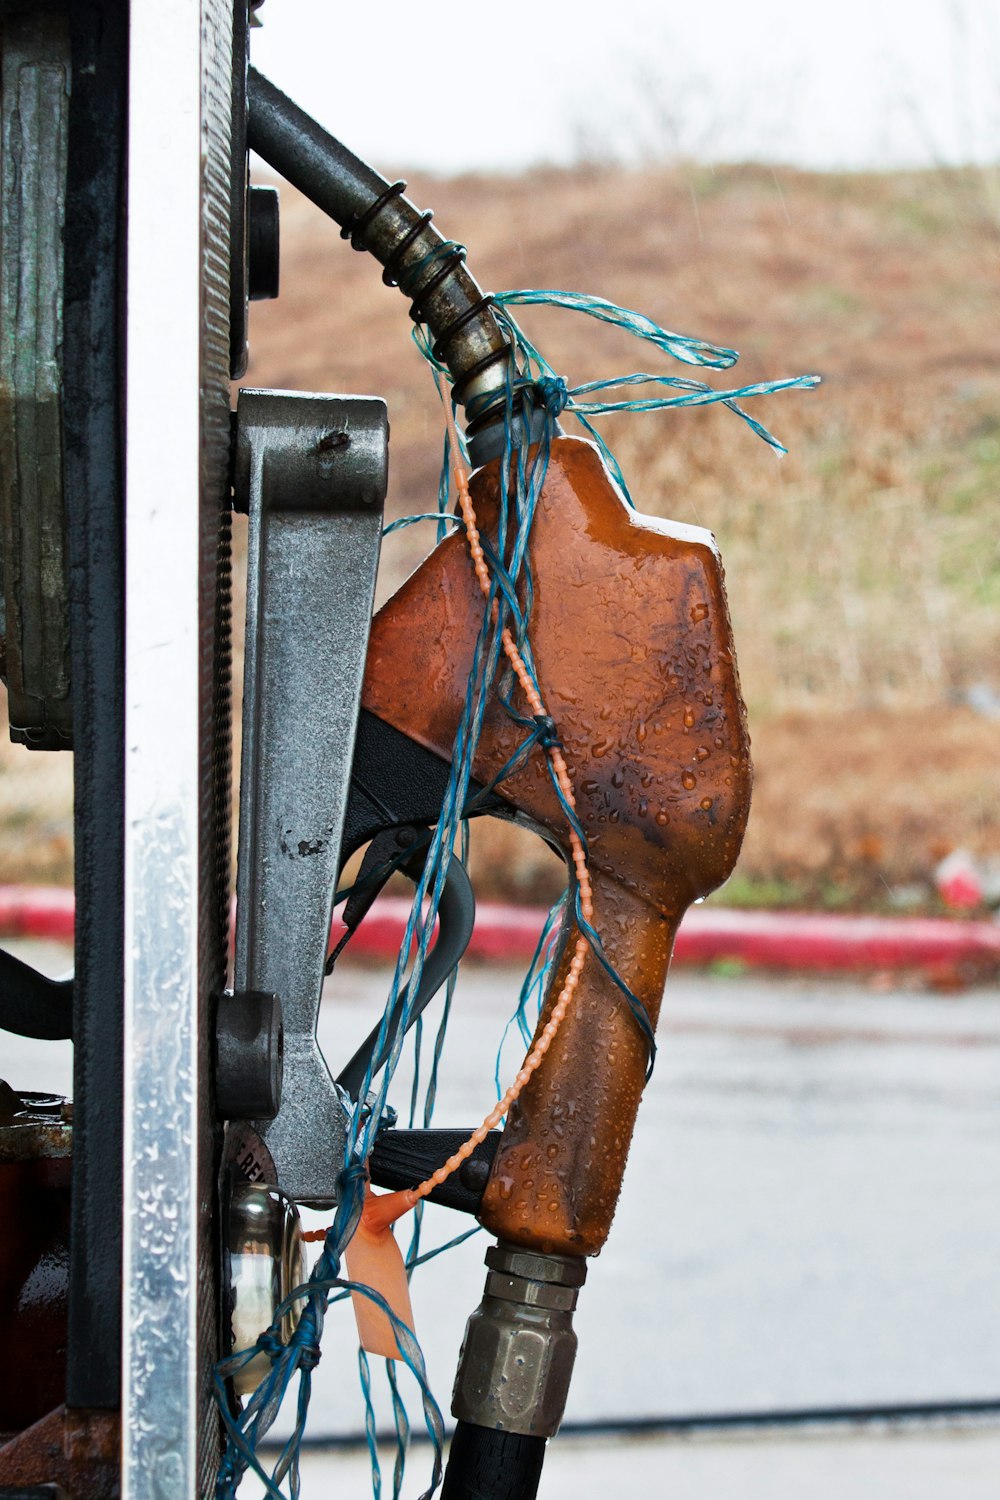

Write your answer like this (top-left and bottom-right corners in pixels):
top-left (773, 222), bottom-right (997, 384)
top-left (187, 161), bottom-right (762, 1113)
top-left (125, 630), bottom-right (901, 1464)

top-left (232, 388), bottom-right (387, 1205)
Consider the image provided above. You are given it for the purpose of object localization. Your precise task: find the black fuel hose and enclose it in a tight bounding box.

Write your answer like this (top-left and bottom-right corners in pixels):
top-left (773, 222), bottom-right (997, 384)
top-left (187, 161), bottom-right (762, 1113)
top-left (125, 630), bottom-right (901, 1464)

top-left (441, 1422), bottom-right (547, 1500)
top-left (247, 69), bottom-right (512, 423)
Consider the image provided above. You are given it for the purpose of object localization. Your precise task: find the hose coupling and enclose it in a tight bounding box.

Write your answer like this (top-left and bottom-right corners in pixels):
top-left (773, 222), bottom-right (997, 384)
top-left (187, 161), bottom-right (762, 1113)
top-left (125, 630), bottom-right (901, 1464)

top-left (451, 1241), bottom-right (587, 1437)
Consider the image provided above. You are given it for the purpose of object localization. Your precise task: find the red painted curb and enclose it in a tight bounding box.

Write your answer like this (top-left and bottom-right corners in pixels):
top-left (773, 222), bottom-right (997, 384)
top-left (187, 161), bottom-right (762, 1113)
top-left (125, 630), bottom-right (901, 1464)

top-left (3, 888), bottom-right (999, 977)
top-left (0, 885), bottom-right (76, 943)
top-left (330, 898), bottom-right (546, 963)
top-left (334, 897), bottom-right (1000, 976)
top-left (671, 905), bottom-right (1000, 975)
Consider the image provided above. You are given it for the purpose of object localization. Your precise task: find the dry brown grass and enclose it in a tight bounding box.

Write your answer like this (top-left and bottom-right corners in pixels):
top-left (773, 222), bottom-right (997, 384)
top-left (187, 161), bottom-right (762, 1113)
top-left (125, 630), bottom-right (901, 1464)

top-left (0, 161), bottom-right (996, 905)
top-left (241, 161), bottom-right (1000, 906)
top-left (250, 162), bottom-right (1000, 707)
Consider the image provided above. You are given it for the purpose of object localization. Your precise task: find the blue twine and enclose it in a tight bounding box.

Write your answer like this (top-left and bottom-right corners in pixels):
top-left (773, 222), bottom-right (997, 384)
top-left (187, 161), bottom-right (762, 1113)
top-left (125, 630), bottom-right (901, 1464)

top-left (494, 893), bottom-right (566, 1103)
top-left (215, 352), bottom-right (552, 1496)
top-left (383, 512), bottom-right (461, 536)
top-left (358, 1349), bottom-right (381, 1500)
top-left (535, 373), bottom-right (570, 417)
top-left (386, 1361), bottom-right (409, 1500)
top-left (484, 291), bottom-right (820, 500)
top-left (496, 286), bottom-right (740, 369)
top-left (406, 1224), bottom-right (482, 1272)
top-left (216, 280), bottom-right (815, 1500)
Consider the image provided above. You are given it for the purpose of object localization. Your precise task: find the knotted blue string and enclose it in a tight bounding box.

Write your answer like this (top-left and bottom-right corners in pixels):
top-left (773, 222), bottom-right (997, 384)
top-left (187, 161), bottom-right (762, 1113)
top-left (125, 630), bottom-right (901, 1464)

top-left (215, 281), bottom-right (816, 1500)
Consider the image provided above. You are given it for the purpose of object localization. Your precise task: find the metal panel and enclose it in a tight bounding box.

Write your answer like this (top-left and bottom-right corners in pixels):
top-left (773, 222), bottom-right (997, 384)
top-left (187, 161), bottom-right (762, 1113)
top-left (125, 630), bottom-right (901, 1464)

top-left (233, 389), bottom-right (386, 1206)
top-left (197, 8), bottom-right (237, 1492)
top-left (122, 2), bottom-right (232, 1496)
top-left (0, 9), bottom-right (73, 747)
top-left (63, 0), bottom-right (128, 1412)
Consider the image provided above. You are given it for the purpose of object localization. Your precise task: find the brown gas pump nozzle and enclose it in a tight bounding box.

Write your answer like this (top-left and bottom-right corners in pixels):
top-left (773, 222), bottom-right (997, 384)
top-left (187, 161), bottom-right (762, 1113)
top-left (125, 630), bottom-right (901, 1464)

top-left (365, 433), bottom-right (751, 1256)
top-left (363, 433), bottom-right (752, 1485)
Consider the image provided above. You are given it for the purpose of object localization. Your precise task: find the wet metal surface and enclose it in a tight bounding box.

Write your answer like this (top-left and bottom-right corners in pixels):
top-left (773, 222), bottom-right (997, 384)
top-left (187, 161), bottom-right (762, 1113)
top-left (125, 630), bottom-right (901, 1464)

top-left (364, 436), bottom-right (752, 1255)
top-left (233, 390), bottom-right (387, 1204)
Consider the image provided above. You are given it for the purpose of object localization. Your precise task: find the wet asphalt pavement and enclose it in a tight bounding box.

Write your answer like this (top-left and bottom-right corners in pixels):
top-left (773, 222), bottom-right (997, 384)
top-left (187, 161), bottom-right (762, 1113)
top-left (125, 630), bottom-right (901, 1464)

top-left (305, 962), bottom-right (1000, 1435)
top-left (5, 944), bottom-right (999, 1495)
top-left (268, 1420), bottom-right (1000, 1500)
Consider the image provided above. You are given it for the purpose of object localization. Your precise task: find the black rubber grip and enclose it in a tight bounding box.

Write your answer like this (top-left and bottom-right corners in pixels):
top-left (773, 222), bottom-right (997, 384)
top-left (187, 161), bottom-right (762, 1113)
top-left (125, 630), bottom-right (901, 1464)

top-left (368, 1128), bottom-right (501, 1215)
top-left (441, 1422), bottom-right (547, 1500)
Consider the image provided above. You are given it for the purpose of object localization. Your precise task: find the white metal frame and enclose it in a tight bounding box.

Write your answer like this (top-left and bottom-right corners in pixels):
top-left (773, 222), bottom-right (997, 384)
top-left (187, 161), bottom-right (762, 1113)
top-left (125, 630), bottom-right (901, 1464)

top-left (122, 3), bottom-right (232, 1494)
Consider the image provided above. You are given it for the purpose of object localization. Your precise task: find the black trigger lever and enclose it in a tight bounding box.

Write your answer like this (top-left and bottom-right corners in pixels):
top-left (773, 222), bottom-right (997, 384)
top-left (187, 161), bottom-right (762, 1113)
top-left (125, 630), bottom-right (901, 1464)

top-left (334, 825), bottom-right (476, 1101)
top-left (341, 825), bottom-right (431, 935)
top-left (326, 826), bottom-right (428, 975)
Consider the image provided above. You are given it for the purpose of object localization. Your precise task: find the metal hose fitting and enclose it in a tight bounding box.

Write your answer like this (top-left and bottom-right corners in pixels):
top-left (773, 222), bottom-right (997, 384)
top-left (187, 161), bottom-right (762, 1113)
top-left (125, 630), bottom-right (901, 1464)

top-left (451, 1241), bottom-right (587, 1437)
top-left (246, 69), bottom-right (513, 424)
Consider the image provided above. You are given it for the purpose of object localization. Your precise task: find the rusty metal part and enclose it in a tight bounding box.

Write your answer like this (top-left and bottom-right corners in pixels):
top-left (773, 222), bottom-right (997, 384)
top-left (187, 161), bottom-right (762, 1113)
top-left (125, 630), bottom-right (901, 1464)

top-left (0, 1406), bottom-right (119, 1500)
top-left (363, 435), bottom-right (752, 1256)
top-left (0, 1090), bottom-right (72, 1164)
top-left (0, 1090), bottom-right (72, 1439)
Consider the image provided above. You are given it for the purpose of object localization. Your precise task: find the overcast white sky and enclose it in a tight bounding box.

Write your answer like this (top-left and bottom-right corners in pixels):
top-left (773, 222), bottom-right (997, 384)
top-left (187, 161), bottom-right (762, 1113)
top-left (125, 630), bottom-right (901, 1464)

top-left (250, 0), bottom-right (1000, 174)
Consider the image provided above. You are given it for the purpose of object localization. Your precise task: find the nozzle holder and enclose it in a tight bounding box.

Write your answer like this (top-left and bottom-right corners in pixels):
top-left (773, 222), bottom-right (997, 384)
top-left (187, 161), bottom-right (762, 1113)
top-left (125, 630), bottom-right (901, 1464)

top-left (451, 1241), bottom-right (586, 1438)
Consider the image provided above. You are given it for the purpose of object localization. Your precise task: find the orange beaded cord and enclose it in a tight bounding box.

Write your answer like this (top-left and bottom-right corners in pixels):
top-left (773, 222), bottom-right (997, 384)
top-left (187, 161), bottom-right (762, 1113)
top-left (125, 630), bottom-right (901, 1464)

top-left (361, 404), bottom-right (593, 1237)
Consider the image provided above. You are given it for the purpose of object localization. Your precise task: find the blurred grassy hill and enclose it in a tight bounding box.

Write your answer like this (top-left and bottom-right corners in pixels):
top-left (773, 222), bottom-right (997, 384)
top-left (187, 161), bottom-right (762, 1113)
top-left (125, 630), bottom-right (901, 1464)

top-left (1, 159), bottom-right (997, 909)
